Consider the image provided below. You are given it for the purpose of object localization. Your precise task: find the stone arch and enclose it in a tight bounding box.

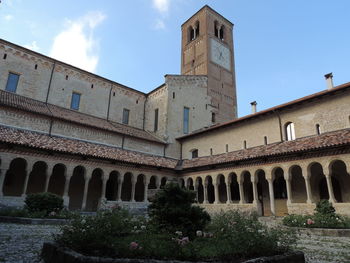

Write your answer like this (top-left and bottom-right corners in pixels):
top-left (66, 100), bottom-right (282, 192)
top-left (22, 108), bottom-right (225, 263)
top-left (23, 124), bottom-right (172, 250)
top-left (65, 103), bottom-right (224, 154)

top-left (160, 177), bottom-right (167, 189)
top-left (242, 171), bottom-right (253, 203)
top-left (135, 174), bottom-right (145, 202)
top-left (256, 169), bottom-right (270, 216)
top-left (148, 176), bottom-right (158, 189)
top-left (121, 172), bottom-right (133, 201)
top-left (309, 162), bottom-right (328, 202)
top-left (273, 167), bottom-right (288, 216)
top-left (48, 163), bottom-right (66, 196)
top-left (289, 165), bottom-right (307, 203)
top-left (217, 174), bottom-right (227, 203)
top-left (106, 171), bottom-right (119, 201)
top-left (27, 161), bottom-right (47, 194)
top-left (85, 168), bottom-right (103, 211)
top-left (228, 172), bottom-right (240, 203)
top-left (195, 177), bottom-right (204, 203)
top-left (3, 158), bottom-right (27, 196)
top-left (68, 166), bottom-right (85, 210)
top-left (187, 177), bottom-right (194, 190)
top-left (179, 178), bottom-right (185, 188)
top-left (329, 160), bottom-right (350, 202)
top-left (205, 176), bottom-right (215, 204)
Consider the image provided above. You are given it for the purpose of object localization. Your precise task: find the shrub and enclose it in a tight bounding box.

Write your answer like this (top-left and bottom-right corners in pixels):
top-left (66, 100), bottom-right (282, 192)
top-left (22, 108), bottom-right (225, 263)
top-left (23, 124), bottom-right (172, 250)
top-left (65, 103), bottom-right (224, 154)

top-left (25, 192), bottom-right (63, 215)
top-left (55, 208), bottom-right (133, 256)
top-left (148, 183), bottom-right (210, 237)
top-left (206, 210), bottom-right (297, 260)
top-left (315, 200), bottom-right (336, 216)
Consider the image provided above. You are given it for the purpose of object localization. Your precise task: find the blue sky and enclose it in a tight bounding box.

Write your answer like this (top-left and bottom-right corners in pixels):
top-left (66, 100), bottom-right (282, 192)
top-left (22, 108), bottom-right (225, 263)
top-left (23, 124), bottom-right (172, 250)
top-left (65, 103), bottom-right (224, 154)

top-left (1, 0), bottom-right (349, 117)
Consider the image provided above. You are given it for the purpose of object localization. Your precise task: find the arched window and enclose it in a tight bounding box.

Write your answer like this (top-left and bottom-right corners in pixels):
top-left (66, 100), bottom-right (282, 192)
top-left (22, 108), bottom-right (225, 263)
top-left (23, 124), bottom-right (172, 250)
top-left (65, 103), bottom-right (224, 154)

top-left (316, 124), bottom-right (321, 135)
top-left (220, 25), bottom-right (225, 40)
top-left (214, 21), bottom-right (219, 37)
top-left (188, 26), bottom-right (194, 42)
top-left (285, 122), bottom-right (295, 141)
top-left (191, 149), bottom-right (198, 159)
top-left (195, 21), bottom-right (200, 38)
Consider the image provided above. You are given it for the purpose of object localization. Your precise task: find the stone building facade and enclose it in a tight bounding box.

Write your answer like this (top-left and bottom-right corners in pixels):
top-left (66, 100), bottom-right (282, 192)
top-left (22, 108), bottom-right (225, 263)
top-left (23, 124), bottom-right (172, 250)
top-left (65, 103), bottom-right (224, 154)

top-left (0, 5), bottom-right (349, 216)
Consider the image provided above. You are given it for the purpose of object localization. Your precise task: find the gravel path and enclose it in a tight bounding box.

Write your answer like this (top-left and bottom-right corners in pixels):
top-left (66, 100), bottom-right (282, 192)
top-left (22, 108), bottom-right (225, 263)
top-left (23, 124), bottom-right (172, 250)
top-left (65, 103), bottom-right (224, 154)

top-left (0, 223), bottom-right (59, 263)
top-left (0, 222), bottom-right (350, 262)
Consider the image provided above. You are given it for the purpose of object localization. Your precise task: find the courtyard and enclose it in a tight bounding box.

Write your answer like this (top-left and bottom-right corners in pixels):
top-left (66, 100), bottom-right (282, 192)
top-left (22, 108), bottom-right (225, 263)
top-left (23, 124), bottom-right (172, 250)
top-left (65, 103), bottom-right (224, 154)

top-left (0, 221), bottom-right (349, 263)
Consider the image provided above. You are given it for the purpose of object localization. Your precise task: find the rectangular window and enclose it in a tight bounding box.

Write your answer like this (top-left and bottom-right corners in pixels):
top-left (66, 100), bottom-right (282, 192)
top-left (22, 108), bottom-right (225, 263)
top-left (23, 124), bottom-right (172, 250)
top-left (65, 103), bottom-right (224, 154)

top-left (122, 108), bottom-right (130, 125)
top-left (191, 149), bottom-right (198, 159)
top-left (5, 72), bottom-right (20, 93)
top-left (183, 107), bottom-right (190, 134)
top-left (154, 108), bottom-right (159, 132)
top-left (70, 92), bottom-right (81, 110)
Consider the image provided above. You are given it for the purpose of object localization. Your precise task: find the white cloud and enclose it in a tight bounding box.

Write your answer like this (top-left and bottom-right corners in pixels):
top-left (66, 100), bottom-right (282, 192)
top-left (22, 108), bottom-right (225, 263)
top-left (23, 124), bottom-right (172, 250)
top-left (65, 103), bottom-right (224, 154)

top-left (24, 41), bottom-right (39, 51)
top-left (3, 14), bottom-right (13, 21)
top-left (50, 11), bottom-right (106, 73)
top-left (154, 19), bottom-right (166, 30)
top-left (152, 0), bottom-right (170, 14)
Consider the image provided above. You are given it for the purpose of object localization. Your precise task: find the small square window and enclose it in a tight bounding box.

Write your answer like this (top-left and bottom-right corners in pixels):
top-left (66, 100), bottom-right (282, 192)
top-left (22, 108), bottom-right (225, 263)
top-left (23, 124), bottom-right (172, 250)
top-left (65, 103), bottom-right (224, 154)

top-left (191, 149), bottom-right (198, 159)
top-left (70, 92), bottom-right (81, 110)
top-left (5, 72), bottom-right (20, 93)
top-left (122, 108), bottom-right (130, 125)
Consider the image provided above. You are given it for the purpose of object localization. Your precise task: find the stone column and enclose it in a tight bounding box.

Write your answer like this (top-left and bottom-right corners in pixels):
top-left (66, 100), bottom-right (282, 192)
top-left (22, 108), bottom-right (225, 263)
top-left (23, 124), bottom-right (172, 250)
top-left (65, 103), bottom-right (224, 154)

top-left (238, 180), bottom-right (245, 204)
top-left (226, 180), bottom-right (232, 204)
top-left (143, 178), bottom-right (149, 203)
top-left (203, 183), bottom-right (209, 204)
top-left (81, 173), bottom-right (91, 211)
top-left (302, 167), bottom-right (313, 204)
top-left (325, 173), bottom-right (337, 203)
top-left (21, 160), bottom-right (34, 197)
top-left (0, 159), bottom-right (11, 197)
top-left (267, 178), bottom-right (275, 216)
top-left (44, 164), bottom-right (54, 193)
top-left (285, 175), bottom-right (293, 204)
top-left (117, 178), bottom-right (123, 202)
top-left (194, 183), bottom-right (199, 202)
top-left (131, 177), bottom-right (136, 202)
top-left (101, 176), bottom-right (108, 200)
top-left (214, 180), bottom-right (220, 204)
top-left (251, 178), bottom-right (259, 205)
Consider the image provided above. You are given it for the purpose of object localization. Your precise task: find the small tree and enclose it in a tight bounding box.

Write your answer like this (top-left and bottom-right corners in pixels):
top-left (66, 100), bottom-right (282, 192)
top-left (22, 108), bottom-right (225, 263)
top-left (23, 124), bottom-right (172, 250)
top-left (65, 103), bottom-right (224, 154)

top-left (148, 183), bottom-right (210, 237)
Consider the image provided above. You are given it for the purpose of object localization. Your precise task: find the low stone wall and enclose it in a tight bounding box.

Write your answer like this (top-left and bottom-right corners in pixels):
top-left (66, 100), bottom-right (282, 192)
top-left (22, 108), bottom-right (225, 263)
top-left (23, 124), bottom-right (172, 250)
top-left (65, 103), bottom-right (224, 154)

top-left (198, 203), bottom-right (257, 215)
top-left (293, 227), bottom-right (350, 237)
top-left (0, 216), bottom-right (69, 225)
top-left (0, 196), bottom-right (25, 208)
top-left (287, 203), bottom-right (315, 215)
top-left (41, 242), bottom-right (305, 263)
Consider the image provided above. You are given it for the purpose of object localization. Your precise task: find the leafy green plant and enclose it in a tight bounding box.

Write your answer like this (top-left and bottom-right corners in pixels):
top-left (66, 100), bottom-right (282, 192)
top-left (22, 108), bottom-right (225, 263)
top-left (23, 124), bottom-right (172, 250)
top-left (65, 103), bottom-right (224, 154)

top-left (148, 183), bottom-right (210, 237)
top-left (25, 192), bottom-right (64, 216)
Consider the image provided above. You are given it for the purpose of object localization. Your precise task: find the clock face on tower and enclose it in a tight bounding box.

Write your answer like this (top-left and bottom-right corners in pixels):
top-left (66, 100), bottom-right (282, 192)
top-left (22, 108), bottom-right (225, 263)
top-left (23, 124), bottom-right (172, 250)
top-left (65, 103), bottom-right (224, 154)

top-left (210, 38), bottom-right (231, 71)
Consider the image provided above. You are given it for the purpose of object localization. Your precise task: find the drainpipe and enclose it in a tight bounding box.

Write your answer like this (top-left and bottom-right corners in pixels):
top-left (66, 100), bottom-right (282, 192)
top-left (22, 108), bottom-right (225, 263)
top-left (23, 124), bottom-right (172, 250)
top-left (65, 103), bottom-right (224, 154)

top-left (179, 141), bottom-right (183, 160)
top-left (107, 84), bottom-right (113, 121)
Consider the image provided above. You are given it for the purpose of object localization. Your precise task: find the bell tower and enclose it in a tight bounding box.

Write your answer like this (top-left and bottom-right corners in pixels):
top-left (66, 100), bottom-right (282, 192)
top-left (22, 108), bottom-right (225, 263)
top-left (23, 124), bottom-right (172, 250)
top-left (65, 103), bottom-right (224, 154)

top-left (181, 5), bottom-right (237, 122)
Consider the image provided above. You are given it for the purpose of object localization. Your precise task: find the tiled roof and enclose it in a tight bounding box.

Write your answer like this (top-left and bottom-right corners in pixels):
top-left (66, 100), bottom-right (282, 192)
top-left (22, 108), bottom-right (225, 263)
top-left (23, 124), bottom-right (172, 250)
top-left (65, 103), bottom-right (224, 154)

top-left (0, 90), bottom-right (165, 144)
top-left (182, 129), bottom-right (350, 169)
top-left (178, 82), bottom-right (350, 140)
top-left (0, 125), bottom-right (178, 169)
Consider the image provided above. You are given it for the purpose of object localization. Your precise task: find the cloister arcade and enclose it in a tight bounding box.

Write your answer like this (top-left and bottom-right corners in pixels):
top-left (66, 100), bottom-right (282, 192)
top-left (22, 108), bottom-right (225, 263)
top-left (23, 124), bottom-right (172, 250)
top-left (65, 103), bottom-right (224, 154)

top-left (0, 153), bottom-right (171, 211)
top-left (0, 152), bottom-right (349, 216)
top-left (181, 156), bottom-right (350, 216)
